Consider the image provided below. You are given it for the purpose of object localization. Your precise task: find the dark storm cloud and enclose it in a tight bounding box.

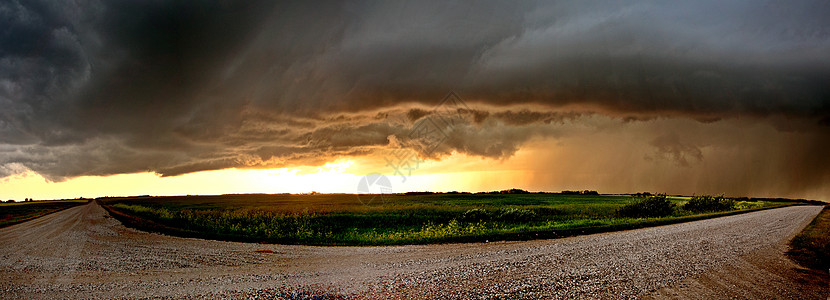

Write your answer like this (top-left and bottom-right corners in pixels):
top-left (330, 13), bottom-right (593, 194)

top-left (0, 0), bottom-right (828, 184)
top-left (466, 1), bottom-right (830, 119)
top-left (647, 133), bottom-right (704, 167)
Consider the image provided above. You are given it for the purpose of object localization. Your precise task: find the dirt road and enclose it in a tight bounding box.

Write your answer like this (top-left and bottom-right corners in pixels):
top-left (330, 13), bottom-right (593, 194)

top-left (0, 202), bottom-right (825, 299)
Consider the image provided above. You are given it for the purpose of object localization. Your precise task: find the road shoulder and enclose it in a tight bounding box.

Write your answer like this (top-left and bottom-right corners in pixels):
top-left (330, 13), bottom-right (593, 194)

top-left (647, 213), bottom-right (829, 299)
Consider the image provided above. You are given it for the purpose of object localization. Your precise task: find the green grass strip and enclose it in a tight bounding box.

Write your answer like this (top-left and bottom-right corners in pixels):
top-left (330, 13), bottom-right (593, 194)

top-left (788, 205), bottom-right (830, 272)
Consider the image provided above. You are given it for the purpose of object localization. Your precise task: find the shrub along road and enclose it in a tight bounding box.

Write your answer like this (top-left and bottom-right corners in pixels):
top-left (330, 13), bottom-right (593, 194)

top-left (0, 201), bottom-right (826, 299)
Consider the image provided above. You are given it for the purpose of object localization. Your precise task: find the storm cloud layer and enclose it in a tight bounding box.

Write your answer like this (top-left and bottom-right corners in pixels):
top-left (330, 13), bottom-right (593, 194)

top-left (1, 0), bottom-right (828, 196)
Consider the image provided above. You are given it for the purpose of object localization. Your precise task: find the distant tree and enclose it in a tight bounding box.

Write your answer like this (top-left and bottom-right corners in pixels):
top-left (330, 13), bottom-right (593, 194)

top-left (561, 190), bottom-right (598, 195)
top-left (5, 200), bottom-right (14, 203)
top-left (502, 188), bottom-right (529, 194)
top-left (405, 191), bottom-right (435, 195)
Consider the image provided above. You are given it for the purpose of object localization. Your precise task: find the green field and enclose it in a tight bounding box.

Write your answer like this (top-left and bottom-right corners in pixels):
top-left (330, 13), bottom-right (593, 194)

top-left (99, 193), bottom-right (795, 245)
top-left (0, 200), bottom-right (89, 228)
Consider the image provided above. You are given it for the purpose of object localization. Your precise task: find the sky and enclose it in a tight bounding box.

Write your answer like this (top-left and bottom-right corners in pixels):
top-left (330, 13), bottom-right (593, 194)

top-left (1, 0), bottom-right (829, 201)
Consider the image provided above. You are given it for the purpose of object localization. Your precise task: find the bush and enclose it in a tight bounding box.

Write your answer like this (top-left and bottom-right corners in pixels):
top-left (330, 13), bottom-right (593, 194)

top-left (683, 195), bottom-right (735, 212)
top-left (734, 201), bottom-right (761, 210)
top-left (461, 208), bottom-right (491, 222)
top-left (616, 194), bottom-right (675, 218)
top-left (496, 208), bottom-right (536, 222)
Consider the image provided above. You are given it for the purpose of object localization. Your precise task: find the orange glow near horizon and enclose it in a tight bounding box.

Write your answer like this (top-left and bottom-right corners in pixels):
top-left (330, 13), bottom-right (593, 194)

top-left (2, 135), bottom-right (829, 202)
top-left (0, 156), bottom-right (537, 201)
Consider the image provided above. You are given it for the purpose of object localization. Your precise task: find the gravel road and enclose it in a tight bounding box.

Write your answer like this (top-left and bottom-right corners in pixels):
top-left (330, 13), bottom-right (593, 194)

top-left (0, 202), bottom-right (826, 299)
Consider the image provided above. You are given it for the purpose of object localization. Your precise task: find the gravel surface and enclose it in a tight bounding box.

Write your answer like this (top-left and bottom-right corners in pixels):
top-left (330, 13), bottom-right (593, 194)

top-left (0, 202), bottom-right (825, 299)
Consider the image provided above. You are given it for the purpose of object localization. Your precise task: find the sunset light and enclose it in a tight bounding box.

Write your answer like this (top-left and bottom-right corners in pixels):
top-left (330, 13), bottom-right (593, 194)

top-left (1, 1), bottom-right (828, 298)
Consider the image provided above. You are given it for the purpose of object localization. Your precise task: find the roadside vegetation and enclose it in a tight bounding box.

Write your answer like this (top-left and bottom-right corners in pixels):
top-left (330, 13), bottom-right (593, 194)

top-left (99, 192), bottom-right (797, 245)
top-left (0, 200), bottom-right (88, 228)
top-left (615, 194), bottom-right (675, 218)
top-left (788, 205), bottom-right (830, 272)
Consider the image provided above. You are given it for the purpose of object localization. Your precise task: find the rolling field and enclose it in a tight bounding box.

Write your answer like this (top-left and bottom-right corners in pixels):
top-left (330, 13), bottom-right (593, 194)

top-left (100, 192), bottom-right (795, 245)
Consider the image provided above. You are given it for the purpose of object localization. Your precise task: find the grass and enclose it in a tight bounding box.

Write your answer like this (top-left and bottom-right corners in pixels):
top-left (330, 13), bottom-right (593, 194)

top-left (99, 193), bottom-right (797, 246)
top-left (0, 200), bottom-right (89, 228)
top-left (788, 205), bottom-right (830, 272)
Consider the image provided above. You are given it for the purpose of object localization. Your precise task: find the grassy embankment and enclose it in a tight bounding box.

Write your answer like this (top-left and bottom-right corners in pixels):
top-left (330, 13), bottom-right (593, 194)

top-left (0, 200), bottom-right (89, 228)
top-left (788, 205), bottom-right (830, 272)
top-left (100, 192), bottom-right (799, 245)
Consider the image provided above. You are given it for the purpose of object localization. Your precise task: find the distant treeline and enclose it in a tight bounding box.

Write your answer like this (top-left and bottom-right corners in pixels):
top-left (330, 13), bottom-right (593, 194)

top-left (404, 189), bottom-right (600, 195)
top-left (4, 198), bottom-right (35, 203)
top-left (91, 192), bottom-right (824, 206)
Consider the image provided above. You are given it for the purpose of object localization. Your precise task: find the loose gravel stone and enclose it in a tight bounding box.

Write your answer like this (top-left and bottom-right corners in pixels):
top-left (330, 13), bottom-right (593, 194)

top-left (0, 202), bottom-right (825, 299)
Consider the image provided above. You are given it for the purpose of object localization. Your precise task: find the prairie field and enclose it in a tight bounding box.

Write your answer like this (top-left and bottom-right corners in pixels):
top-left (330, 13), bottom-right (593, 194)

top-left (100, 192), bottom-right (795, 245)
